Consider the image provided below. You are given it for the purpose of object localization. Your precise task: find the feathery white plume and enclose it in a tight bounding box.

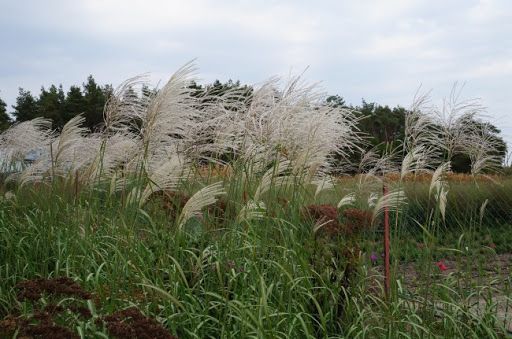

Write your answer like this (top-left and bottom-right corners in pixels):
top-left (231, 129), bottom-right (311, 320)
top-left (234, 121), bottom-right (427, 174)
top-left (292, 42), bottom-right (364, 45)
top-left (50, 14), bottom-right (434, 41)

top-left (239, 73), bottom-right (361, 171)
top-left (429, 162), bottom-right (451, 197)
top-left (312, 177), bottom-right (334, 199)
top-left (337, 192), bottom-right (356, 208)
top-left (176, 182), bottom-right (226, 229)
top-left (368, 192), bottom-right (379, 208)
top-left (400, 146), bottom-right (428, 179)
top-left (0, 118), bottom-right (52, 169)
top-left (253, 159), bottom-right (291, 201)
top-left (139, 157), bottom-right (188, 207)
top-left (51, 115), bottom-right (89, 175)
top-left (437, 187), bottom-right (448, 221)
top-left (371, 189), bottom-right (407, 224)
top-left (237, 200), bottom-right (266, 222)
top-left (480, 199), bottom-right (489, 224)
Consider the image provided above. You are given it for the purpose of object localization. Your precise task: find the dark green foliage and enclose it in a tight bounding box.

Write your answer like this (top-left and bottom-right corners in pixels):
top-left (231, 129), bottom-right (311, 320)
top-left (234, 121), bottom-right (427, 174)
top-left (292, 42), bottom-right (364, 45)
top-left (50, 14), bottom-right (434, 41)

top-left (0, 96), bottom-right (11, 131)
top-left (12, 88), bottom-right (38, 122)
top-left (37, 85), bottom-right (66, 129)
top-left (189, 79), bottom-right (253, 110)
top-left (451, 153), bottom-right (472, 173)
top-left (10, 76), bottom-right (110, 131)
top-left (355, 100), bottom-right (406, 147)
top-left (63, 86), bottom-right (86, 123)
top-left (206, 79), bottom-right (252, 97)
top-left (83, 75), bottom-right (108, 131)
top-left (328, 98), bottom-right (408, 172)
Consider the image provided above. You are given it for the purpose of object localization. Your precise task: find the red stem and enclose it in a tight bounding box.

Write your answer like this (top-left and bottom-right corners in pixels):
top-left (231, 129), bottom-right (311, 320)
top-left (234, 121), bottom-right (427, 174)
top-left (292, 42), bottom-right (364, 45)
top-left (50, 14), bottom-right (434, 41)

top-left (383, 183), bottom-right (391, 299)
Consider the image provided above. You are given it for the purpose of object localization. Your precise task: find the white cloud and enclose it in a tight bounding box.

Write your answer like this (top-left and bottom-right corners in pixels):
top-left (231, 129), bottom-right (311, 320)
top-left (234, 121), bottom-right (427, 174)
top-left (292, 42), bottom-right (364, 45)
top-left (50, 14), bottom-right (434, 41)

top-left (1, 0), bottom-right (511, 144)
top-left (466, 59), bottom-right (512, 78)
top-left (356, 32), bottom-right (449, 60)
top-left (466, 0), bottom-right (509, 23)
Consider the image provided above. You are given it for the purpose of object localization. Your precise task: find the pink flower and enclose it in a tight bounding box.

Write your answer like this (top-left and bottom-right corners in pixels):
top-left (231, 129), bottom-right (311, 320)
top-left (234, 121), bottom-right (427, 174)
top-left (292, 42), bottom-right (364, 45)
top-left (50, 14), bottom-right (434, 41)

top-left (370, 252), bottom-right (378, 263)
top-left (436, 260), bottom-right (448, 271)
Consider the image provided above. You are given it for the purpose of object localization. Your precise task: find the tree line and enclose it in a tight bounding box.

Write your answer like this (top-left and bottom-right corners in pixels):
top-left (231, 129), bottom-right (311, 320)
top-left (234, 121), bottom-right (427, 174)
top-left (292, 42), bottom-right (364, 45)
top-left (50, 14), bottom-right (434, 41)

top-left (0, 76), bottom-right (507, 172)
top-left (0, 76), bottom-right (111, 131)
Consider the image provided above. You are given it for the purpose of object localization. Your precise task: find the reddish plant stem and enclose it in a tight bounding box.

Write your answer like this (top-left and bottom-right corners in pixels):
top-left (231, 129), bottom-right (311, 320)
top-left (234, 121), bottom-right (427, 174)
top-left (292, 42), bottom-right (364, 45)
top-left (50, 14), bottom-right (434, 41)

top-left (383, 183), bottom-right (391, 299)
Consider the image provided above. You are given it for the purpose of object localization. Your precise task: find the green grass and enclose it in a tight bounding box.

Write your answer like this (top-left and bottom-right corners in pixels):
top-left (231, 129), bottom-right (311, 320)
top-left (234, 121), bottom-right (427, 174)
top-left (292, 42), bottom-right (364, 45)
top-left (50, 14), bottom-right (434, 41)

top-left (0, 171), bottom-right (511, 338)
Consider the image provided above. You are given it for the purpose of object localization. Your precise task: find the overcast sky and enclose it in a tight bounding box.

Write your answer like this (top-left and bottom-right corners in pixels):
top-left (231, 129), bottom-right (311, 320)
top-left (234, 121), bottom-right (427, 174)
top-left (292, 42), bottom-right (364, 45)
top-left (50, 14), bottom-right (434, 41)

top-left (1, 0), bottom-right (511, 146)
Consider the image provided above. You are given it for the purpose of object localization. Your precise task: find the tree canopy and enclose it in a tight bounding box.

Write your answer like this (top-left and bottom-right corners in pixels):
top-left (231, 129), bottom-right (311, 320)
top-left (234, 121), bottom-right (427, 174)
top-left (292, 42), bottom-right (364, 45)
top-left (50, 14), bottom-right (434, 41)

top-left (9, 76), bottom-right (111, 131)
top-left (12, 88), bottom-right (39, 122)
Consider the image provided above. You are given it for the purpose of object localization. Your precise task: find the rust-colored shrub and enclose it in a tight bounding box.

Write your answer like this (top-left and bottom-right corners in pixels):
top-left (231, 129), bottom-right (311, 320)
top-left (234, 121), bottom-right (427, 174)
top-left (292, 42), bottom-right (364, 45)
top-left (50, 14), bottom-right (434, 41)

top-left (341, 208), bottom-right (372, 235)
top-left (99, 307), bottom-right (176, 339)
top-left (304, 204), bottom-right (342, 236)
top-left (304, 205), bottom-right (373, 237)
top-left (15, 277), bottom-right (91, 301)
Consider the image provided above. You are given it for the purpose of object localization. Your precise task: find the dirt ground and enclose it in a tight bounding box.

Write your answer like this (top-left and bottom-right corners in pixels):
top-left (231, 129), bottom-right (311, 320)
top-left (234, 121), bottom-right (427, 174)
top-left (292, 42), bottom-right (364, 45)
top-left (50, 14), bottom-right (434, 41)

top-left (367, 253), bottom-right (512, 332)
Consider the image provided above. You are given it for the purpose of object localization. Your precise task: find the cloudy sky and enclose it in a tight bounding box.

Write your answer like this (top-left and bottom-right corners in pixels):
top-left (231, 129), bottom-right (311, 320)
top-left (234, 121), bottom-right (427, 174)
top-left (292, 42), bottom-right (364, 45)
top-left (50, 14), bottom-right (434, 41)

top-left (1, 0), bottom-right (511, 146)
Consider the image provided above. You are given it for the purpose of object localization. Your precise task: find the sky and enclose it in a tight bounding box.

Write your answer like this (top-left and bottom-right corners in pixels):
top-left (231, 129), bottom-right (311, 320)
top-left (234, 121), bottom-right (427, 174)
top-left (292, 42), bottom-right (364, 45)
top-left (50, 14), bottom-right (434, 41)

top-left (1, 0), bottom-right (511, 149)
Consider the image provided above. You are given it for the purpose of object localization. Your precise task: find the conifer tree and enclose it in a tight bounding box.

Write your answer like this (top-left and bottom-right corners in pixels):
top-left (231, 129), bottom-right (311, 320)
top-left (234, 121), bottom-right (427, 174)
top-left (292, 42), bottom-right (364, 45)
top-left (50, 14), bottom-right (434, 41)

top-left (83, 75), bottom-right (106, 130)
top-left (0, 96), bottom-right (11, 131)
top-left (12, 88), bottom-right (38, 122)
top-left (64, 85), bottom-right (86, 122)
top-left (37, 84), bottom-right (65, 129)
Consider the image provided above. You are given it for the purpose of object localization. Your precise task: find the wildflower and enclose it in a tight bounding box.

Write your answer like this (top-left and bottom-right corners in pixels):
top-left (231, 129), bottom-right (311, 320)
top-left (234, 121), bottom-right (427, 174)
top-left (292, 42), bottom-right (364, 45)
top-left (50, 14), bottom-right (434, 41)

top-left (370, 252), bottom-right (378, 264)
top-left (436, 260), bottom-right (448, 272)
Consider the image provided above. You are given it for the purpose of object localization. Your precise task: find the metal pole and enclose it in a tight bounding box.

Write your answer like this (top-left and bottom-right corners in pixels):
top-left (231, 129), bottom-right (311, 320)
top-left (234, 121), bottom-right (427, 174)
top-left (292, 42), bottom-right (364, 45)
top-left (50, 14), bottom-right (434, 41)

top-left (383, 183), bottom-right (391, 299)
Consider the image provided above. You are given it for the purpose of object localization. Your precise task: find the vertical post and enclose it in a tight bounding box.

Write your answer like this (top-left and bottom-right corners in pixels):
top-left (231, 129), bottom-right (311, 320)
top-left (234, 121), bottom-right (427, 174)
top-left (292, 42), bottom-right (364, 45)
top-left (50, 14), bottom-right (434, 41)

top-left (383, 183), bottom-right (391, 299)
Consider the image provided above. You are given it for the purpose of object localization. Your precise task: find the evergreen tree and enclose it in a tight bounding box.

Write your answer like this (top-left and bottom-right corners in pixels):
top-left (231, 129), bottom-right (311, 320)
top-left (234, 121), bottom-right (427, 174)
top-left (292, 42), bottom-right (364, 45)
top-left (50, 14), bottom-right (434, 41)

top-left (37, 85), bottom-right (65, 129)
top-left (0, 96), bottom-right (12, 131)
top-left (12, 88), bottom-right (38, 122)
top-left (57, 85), bottom-right (65, 108)
top-left (356, 100), bottom-right (405, 146)
top-left (83, 75), bottom-right (107, 131)
top-left (64, 85), bottom-right (86, 122)
top-left (102, 84), bottom-right (114, 103)
top-left (199, 79), bottom-right (253, 110)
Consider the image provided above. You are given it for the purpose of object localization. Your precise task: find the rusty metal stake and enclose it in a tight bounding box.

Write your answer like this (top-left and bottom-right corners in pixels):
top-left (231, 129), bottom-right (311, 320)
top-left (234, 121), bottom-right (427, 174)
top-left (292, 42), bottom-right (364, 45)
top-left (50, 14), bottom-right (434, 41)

top-left (383, 183), bottom-right (391, 299)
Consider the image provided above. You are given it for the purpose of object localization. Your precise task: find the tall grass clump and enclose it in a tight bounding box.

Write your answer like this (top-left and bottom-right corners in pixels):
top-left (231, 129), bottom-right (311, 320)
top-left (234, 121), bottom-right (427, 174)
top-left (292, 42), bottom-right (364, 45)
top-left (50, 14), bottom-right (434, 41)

top-left (0, 64), bottom-right (511, 338)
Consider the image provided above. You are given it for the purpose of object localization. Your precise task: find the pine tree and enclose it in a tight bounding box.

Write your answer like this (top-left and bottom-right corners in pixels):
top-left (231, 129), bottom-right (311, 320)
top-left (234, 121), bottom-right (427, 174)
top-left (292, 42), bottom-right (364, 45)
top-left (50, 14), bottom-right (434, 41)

top-left (64, 85), bottom-right (86, 122)
top-left (0, 96), bottom-right (12, 131)
top-left (12, 88), bottom-right (38, 122)
top-left (83, 75), bottom-right (106, 131)
top-left (37, 85), bottom-right (65, 129)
